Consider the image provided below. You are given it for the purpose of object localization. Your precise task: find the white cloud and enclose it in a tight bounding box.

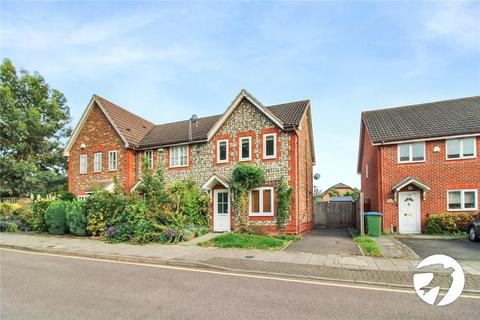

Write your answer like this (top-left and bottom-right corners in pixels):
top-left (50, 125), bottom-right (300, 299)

top-left (423, 2), bottom-right (480, 51)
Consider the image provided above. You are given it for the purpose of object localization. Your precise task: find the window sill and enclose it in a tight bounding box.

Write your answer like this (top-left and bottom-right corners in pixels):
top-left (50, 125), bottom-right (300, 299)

top-left (239, 158), bottom-right (252, 162)
top-left (263, 155), bottom-right (276, 160)
top-left (108, 169), bottom-right (118, 172)
top-left (169, 165), bottom-right (189, 169)
top-left (249, 212), bottom-right (274, 217)
top-left (446, 157), bottom-right (477, 161)
top-left (447, 208), bottom-right (478, 212)
top-left (397, 160), bottom-right (425, 164)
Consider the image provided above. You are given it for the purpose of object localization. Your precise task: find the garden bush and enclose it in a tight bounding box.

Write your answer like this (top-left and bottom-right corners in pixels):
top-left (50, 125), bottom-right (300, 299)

top-left (425, 213), bottom-right (477, 234)
top-left (166, 180), bottom-right (210, 227)
top-left (66, 201), bottom-right (87, 236)
top-left (0, 221), bottom-right (19, 232)
top-left (22, 198), bottom-right (53, 232)
top-left (85, 190), bottom-right (127, 236)
top-left (44, 200), bottom-right (68, 235)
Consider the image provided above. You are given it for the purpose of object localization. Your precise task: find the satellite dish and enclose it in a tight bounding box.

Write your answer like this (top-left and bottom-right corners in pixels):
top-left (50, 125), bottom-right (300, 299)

top-left (314, 173), bottom-right (321, 180)
top-left (190, 114), bottom-right (199, 125)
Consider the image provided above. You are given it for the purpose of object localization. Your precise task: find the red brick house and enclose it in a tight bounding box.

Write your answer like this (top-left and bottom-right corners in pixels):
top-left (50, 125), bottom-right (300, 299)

top-left (64, 89), bottom-right (315, 234)
top-left (357, 96), bottom-right (480, 234)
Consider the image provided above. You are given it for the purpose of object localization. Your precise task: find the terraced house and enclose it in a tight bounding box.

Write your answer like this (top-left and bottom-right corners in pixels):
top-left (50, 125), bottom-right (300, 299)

top-left (64, 90), bottom-right (315, 234)
top-left (358, 96), bottom-right (480, 234)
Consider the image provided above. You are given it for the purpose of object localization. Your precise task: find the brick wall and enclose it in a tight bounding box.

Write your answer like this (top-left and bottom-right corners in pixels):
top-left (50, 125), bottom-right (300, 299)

top-left (359, 124), bottom-right (382, 213)
top-left (361, 126), bottom-right (480, 232)
top-left (295, 109), bottom-right (314, 234)
top-left (380, 138), bottom-right (480, 232)
top-left (68, 102), bottom-right (136, 195)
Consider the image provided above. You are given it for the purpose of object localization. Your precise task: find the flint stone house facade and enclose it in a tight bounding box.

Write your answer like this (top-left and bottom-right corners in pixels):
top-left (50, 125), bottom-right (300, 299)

top-left (358, 96), bottom-right (480, 234)
top-left (64, 90), bottom-right (315, 234)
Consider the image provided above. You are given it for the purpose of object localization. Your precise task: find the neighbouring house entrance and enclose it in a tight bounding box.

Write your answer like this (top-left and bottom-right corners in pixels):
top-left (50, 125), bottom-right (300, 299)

top-left (398, 191), bottom-right (421, 234)
top-left (213, 189), bottom-right (230, 232)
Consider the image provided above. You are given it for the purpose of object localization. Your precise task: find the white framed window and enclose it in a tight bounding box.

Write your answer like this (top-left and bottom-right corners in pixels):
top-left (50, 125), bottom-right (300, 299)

top-left (239, 137), bottom-right (252, 161)
top-left (93, 152), bottom-right (102, 173)
top-left (77, 194), bottom-right (90, 200)
top-left (108, 150), bottom-right (118, 171)
top-left (217, 139), bottom-right (229, 163)
top-left (170, 145), bottom-right (188, 167)
top-left (263, 133), bottom-right (277, 159)
top-left (398, 142), bottom-right (425, 163)
top-left (144, 150), bottom-right (153, 169)
top-left (249, 187), bottom-right (274, 216)
top-left (79, 154), bottom-right (87, 174)
top-left (446, 137), bottom-right (476, 160)
top-left (447, 189), bottom-right (478, 211)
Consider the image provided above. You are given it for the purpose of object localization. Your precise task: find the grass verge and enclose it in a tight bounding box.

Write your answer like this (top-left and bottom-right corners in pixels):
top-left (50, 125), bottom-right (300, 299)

top-left (354, 236), bottom-right (382, 257)
top-left (199, 232), bottom-right (296, 250)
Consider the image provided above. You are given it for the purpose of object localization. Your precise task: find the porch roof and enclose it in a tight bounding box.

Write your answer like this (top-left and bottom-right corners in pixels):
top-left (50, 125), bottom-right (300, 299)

top-left (392, 177), bottom-right (431, 192)
top-left (201, 174), bottom-right (230, 190)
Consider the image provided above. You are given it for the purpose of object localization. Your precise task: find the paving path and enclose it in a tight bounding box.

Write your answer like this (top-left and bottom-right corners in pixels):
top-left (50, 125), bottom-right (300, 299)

top-left (284, 227), bottom-right (361, 255)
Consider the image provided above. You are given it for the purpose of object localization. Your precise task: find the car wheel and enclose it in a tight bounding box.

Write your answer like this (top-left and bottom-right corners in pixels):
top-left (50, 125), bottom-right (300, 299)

top-left (469, 227), bottom-right (478, 242)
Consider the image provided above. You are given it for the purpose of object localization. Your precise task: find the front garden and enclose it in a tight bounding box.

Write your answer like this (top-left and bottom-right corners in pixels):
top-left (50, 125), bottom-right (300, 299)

top-left (0, 163), bottom-right (296, 248)
top-left (0, 163), bottom-right (211, 244)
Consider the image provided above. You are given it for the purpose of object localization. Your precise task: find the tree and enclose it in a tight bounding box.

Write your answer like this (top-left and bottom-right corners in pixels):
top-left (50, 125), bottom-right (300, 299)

top-left (328, 188), bottom-right (340, 197)
top-left (0, 59), bottom-right (71, 197)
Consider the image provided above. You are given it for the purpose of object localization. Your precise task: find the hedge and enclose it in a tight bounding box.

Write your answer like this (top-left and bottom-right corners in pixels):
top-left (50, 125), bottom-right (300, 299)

top-left (425, 213), bottom-right (477, 234)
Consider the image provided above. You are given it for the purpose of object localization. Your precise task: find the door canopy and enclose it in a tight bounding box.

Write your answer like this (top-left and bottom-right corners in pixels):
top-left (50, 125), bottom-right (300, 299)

top-left (392, 177), bottom-right (431, 202)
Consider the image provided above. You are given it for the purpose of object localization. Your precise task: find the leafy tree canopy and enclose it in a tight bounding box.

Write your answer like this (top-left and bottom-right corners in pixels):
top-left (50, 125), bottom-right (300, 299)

top-left (0, 58), bottom-right (71, 197)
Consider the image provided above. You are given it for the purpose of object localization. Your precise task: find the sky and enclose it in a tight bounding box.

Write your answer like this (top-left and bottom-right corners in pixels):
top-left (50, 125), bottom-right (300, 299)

top-left (1, 1), bottom-right (479, 191)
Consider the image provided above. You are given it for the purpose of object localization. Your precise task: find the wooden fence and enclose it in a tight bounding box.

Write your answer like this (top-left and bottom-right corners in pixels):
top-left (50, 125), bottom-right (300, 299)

top-left (314, 201), bottom-right (357, 227)
top-left (0, 197), bottom-right (31, 209)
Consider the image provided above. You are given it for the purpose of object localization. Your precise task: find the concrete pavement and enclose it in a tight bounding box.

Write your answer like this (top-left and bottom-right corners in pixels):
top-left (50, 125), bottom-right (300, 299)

top-left (1, 249), bottom-right (478, 320)
top-left (1, 233), bottom-right (480, 292)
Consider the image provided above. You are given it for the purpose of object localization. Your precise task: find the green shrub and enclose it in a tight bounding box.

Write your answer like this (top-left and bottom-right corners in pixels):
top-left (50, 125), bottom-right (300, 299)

top-left (426, 213), bottom-right (477, 234)
top-left (166, 180), bottom-right (210, 227)
top-left (4, 222), bottom-right (19, 232)
top-left (85, 191), bottom-right (127, 236)
top-left (23, 198), bottom-right (52, 232)
top-left (276, 177), bottom-right (293, 232)
top-left (66, 201), bottom-right (87, 236)
top-left (44, 200), bottom-right (68, 235)
top-left (58, 191), bottom-right (76, 202)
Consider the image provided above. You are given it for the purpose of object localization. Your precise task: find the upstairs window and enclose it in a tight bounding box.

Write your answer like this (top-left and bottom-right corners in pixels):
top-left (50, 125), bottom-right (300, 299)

top-left (263, 133), bottom-right (277, 159)
top-left (446, 138), bottom-right (476, 159)
top-left (108, 151), bottom-right (118, 171)
top-left (398, 142), bottom-right (425, 163)
top-left (448, 190), bottom-right (478, 211)
top-left (240, 137), bottom-right (252, 161)
top-left (249, 187), bottom-right (274, 216)
top-left (217, 140), bottom-right (228, 163)
top-left (170, 145), bottom-right (188, 167)
top-left (145, 150), bottom-right (153, 169)
top-left (93, 152), bottom-right (102, 173)
top-left (79, 154), bottom-right (87, 174)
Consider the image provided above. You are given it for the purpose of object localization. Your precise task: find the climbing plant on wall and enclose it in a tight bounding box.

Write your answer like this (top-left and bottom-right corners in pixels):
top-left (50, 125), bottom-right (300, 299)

top-left (230, 163), bottom-right (265, 232)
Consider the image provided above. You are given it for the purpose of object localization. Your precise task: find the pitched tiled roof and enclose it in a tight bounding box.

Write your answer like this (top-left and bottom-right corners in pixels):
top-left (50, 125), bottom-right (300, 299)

top-left (94, 95), bottom-right (155, 147)
top-left (362, 96), bottom-right (480, 144)
top-left (138, 100), bottom-right (309, 148)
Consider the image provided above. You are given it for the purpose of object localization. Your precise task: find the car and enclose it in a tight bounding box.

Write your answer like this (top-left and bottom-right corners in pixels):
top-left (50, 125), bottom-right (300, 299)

top-left (467, 214), bottom-right (480, 242)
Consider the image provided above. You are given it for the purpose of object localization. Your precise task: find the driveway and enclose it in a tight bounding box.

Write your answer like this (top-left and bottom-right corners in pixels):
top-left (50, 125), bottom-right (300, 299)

top-left (398, 238), bottom-right (479, 261)
top-left (285, 227), bottom-right (361, 255)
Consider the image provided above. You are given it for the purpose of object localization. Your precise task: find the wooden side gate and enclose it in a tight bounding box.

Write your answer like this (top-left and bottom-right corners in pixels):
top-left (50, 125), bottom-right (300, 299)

top-left (314, 201), bottom-right (356, 227)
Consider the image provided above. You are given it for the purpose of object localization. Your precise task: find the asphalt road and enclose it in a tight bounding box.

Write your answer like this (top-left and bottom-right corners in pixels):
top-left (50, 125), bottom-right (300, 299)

top-left (399, 238), bottom-right (480, 260)
top-left (1, 249), bottom-right (478, 320)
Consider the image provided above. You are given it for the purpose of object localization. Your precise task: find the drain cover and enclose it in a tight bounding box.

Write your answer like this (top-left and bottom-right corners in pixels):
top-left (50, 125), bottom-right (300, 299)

top-left (244, 255), bottom-right (255, 259)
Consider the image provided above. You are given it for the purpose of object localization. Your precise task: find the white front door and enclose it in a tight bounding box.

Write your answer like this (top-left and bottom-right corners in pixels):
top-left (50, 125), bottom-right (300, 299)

top-left (213, 189), bottom-right (230, 232)
top-left (398, 191), bottom-right (421, 234)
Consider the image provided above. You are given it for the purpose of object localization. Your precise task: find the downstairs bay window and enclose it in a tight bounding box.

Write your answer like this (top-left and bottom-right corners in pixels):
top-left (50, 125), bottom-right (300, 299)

top-left (249, 187), bottom-right (274, 216)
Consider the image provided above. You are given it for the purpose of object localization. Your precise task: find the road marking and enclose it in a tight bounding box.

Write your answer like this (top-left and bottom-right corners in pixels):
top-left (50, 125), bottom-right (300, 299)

top-left (2, 248), bottom-right (479, 299)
